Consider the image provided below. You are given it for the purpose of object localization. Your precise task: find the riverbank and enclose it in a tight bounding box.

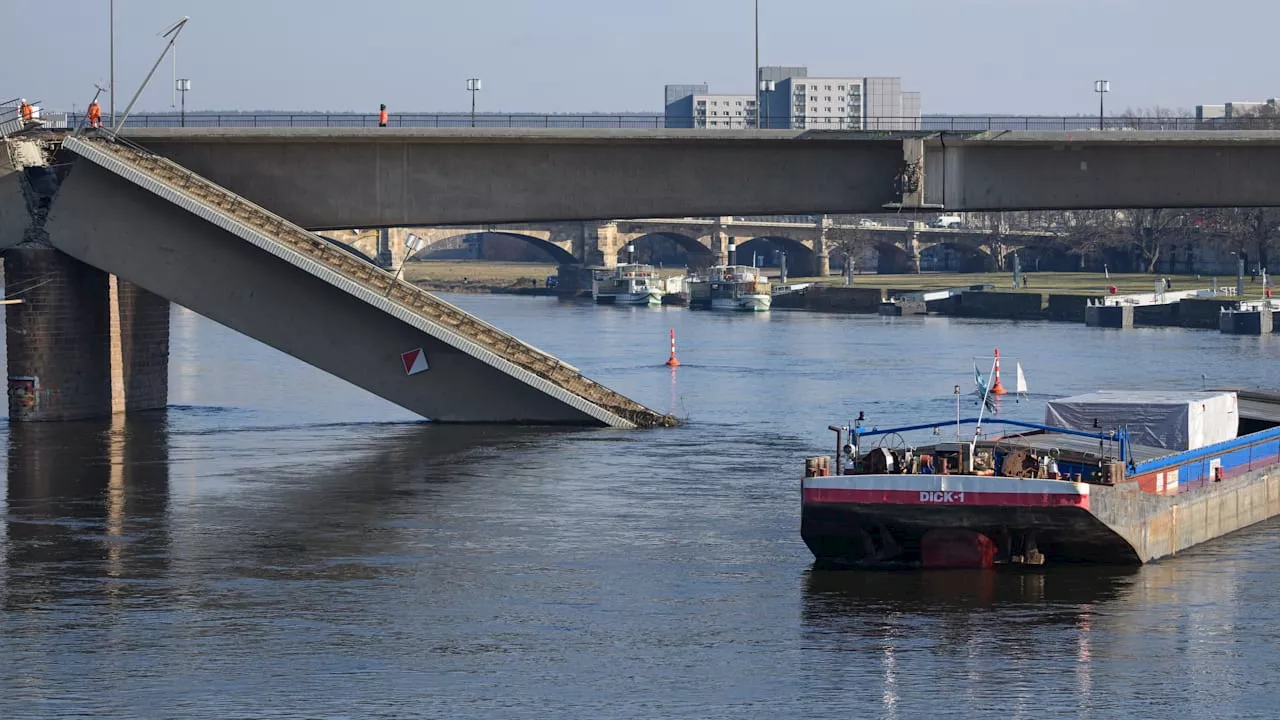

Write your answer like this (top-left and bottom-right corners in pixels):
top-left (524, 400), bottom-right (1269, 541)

top-left (404, 261), bottom-right (1272, 330)
top-left (403, 261), bottom-right (558, 293)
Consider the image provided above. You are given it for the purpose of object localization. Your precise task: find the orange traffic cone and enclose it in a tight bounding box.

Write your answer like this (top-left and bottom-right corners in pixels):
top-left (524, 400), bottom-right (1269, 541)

top-left (665, 328), bottom-right (681, 367)
top-left (990, 348), bottom-right (1007, 394)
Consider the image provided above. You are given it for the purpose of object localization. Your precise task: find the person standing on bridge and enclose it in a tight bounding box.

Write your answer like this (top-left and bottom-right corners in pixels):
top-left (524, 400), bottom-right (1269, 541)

top-left (87, 100), bottom-right (102, 129)
top-left (19, 99), bottom-right (33, 123)
top-left (379, 103), bottom-right (388, 127)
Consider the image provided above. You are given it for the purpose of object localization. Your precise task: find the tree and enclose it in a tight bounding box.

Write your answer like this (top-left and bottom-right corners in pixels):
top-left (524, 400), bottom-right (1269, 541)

top-left (1117, 208), bottom-right (1190, 273)
top-left (825, 225), bottom-right (876, 273)
top-left (1206, 207), bottom-right (1280, 272)
top-left (1058, 210), bottom-right (1123, 270)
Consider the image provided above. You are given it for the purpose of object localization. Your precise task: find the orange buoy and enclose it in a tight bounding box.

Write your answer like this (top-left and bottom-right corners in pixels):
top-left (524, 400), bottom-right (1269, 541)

top-left (665, 328), bottom-right (681, 367)
top-left (990, 348), bottom-right (1007, 395)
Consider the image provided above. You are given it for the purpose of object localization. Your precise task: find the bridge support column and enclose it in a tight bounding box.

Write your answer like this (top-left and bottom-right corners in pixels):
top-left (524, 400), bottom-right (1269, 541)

top-left (375, 228), bottom-right (395, 268)
top-left (712, 216), bottom-right (734, 265)
top-left (555, 264), bottom-right (594, 295)
top-left (815, 216), bottom-right (833, 277)
top-left (588, 222), bottom-right (619, 268)
top-left (907, 226), bottom-right (922, 274)
top-left (4, 245), bottom-right (169, 421)
top-left (990, 235), bottom-right (1009, 270)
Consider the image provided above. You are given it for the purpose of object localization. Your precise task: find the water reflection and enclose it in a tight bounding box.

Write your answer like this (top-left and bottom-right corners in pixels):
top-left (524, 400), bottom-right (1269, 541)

top-left (800, 568), bottom-right (1139, 718)
top-left (187, 423), bottom-right (582, 586)
top-left (4, 414), bottom-right (171, 610)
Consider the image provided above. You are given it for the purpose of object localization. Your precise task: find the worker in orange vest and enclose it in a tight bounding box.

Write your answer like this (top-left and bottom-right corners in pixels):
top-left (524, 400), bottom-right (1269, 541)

top-left (379, 103), bottom-right (388, 127)
top-left (19, 99), bottom-right (33, 122)
top-left (87, 100), bottom-right (102, 128)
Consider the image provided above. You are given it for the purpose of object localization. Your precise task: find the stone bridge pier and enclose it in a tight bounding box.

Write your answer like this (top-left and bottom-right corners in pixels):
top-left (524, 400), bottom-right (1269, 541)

top-left (2, 137), bottom-right (170, 421)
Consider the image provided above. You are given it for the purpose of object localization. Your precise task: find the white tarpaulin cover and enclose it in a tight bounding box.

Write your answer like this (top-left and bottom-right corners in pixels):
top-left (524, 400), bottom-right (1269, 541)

top-left (1045, 391), bottom-right (1238, 451)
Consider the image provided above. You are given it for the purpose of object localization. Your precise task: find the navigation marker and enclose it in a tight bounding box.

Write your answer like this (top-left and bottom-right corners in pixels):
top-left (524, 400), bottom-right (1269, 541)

top-left (401, 348), bottom-right (429, 375)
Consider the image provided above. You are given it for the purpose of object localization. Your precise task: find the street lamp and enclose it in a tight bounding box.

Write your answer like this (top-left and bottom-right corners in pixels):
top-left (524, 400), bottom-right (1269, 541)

top-left (109, 0), bottom-right (115, 127)
top-left (466, 78), bottom-right (482, 127)
top-left (176, 78), bottom-right (190, 127)
top-left (754, 0), bottom-right (760, 127)
top-left (1094, 80), bottom-right (1110, 130)
top-left (759, 79), bottom-right (775, 129)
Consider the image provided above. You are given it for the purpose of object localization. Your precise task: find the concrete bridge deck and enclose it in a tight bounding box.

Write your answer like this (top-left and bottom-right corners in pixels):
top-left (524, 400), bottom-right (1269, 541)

top-left (52, 135), bottom-right (675, 428)
top-left (115, 128), bottom-right (1280, 230)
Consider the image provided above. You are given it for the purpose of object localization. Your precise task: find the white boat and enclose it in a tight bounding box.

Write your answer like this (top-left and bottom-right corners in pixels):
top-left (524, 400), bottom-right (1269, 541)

top-left (689, 265), bottom-right (772, 312)
top-left (593, 263), bottom-right (663, 305)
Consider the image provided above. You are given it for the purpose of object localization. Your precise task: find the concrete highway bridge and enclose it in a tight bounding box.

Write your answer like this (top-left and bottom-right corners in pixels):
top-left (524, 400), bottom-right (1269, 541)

top-left (5, 125), bottom-right (1280, 426)
top-left (330, 217), bottom-right (1063, 279)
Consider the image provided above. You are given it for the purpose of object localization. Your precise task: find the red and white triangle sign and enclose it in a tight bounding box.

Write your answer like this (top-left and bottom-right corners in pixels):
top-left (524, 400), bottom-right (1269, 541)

top-left (401, 348), bottom-right (429, 375)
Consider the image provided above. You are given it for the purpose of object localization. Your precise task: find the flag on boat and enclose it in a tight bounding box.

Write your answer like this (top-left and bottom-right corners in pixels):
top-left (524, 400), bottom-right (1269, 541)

top-left (974, 362), bottom-right (988, 396)
top-left (1015, 361), bottom-right (1028, 395)
top-left (405, 233), bottom-right (426, 255)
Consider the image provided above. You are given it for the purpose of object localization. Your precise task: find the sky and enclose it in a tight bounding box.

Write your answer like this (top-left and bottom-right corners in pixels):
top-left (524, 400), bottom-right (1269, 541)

top-left (7, 0), bottom-right (1279, 115)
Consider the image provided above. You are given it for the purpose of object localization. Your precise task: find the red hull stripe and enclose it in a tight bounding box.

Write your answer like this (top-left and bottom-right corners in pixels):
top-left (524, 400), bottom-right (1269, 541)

top-left (804, 487), bottom-right (1089, 509)
top-left (802, 474), bottom-right (1090, 509)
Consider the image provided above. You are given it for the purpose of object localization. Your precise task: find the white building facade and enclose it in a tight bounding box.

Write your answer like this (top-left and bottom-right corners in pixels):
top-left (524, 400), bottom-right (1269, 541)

top-left (667, 68), bottom-right (919, 130)
top-left (691, 93), bottom-right (757, 129)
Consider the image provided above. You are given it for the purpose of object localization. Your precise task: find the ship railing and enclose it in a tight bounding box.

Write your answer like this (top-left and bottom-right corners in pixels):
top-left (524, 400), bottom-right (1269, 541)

top-left (849, 417), bottom-right (1128, 463)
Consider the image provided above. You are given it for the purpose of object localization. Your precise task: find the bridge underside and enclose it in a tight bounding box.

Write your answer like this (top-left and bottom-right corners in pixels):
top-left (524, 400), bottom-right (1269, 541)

top-left (117, 129), bottom-right (1280, 229)
top-left (927, 131), bottom-right (1280, 210)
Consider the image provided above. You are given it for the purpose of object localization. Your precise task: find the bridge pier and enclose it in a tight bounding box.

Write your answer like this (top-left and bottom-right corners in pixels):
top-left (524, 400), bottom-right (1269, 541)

top-left (907, 226), bottom-right (922, 274)
top-left (555, 264), bottom-right (595, 295)
top-left (4, 245), bottom-right (169, 421)
top-left (589, 222), bottom-right (619, 268)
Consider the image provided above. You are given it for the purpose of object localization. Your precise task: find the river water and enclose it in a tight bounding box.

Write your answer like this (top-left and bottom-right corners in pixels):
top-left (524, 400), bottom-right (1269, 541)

top-left (3, 294), bottom-right (1280, 718)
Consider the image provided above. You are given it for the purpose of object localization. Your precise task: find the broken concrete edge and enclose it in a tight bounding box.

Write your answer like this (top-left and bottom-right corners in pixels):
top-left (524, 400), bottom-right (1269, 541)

top-left (62, 135), bottom-right (679, 429)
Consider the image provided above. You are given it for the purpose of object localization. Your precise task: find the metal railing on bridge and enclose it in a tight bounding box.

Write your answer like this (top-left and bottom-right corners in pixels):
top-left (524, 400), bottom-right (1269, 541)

top-left (54, 113), bottom-right (1280, 131)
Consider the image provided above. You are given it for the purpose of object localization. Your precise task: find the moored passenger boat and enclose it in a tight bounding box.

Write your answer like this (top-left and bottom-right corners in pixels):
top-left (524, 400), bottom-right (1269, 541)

top-left (592, 263), bottom-right (663, 305)
top-left (801, 388), bottom-right (1280, 568)
top-left (688, 265), bottom-right (771, 312)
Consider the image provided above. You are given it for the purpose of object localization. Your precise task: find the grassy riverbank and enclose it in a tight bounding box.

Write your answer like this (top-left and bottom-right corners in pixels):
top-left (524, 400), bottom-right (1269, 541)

top-left (793, 271), bottom-right (1236, 296)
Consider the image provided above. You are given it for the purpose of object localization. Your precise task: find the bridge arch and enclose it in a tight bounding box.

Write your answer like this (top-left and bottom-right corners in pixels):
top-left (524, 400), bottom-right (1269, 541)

top-left (417, 231), bottom-right (578, 265)
top-left (920, 242), bottom-right (996, 273)
top-left (616, 232), bottom-right (713, 268)
top-left (867, 241), bottom-right (910, 274)
top-left (319, 234), bottom-right (379, 265)
top-left (736, 236), bottom-right (817, 275)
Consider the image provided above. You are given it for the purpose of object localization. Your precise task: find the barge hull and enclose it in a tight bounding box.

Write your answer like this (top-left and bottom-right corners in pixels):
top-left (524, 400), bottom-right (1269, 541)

top-left (803, 465), bottom-right (1280, 566)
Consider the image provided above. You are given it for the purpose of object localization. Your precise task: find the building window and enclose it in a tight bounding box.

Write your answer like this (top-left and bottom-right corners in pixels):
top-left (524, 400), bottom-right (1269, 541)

top-left (825, 85), bottom-right (832, 90)
top-left (824, 107), bottom-right (831, 113)
top-left (838, 85), bottom-right (846, 91)
top-left (797, 85), bottom-right (806, 91)
top-left (811, 107), bottom-right (818, 113)
top-left (809, 95), bottom-right (817, 102)
top-left (736, 101), bottom-right (742, 106)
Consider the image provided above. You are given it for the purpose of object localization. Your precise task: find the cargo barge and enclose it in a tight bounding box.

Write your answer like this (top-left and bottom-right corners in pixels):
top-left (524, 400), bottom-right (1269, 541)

top-left (802, 389), bottom-right (1280, 568)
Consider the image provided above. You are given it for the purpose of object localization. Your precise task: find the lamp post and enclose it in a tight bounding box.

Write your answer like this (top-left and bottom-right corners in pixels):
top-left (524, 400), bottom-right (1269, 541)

top-left (1094, 80), bottom-right (1110, 130)
top-left (109, 0), bottom-right (115, 127)
top-left (754, 0), bottom-right (760, 127)
top-left (176, 78), bottom-right (190, 127)
top-left (759, 79), bottom-right (775, 129)
top-left (466, 78), bottom-right (482, 127)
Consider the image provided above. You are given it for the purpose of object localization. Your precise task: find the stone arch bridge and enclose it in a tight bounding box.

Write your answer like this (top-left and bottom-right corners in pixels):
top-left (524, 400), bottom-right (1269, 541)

top-left (325, 218), bottom-right (1063, 282)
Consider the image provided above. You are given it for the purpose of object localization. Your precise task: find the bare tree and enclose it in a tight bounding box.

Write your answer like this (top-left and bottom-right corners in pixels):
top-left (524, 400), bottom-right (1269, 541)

top-left (1058, 210), bottom-right (1122, 269)
top-left (1116, 209), bottom-right (1192, 273)
top-left (826, 225), bottom-right (877, 271)
top-left (1207, 207), bottom-right (1280, 271)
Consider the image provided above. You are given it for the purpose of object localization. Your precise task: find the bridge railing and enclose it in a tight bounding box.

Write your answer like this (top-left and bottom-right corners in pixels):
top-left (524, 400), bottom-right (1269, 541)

top-left (62, 113), bottom-right (1280, 131)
